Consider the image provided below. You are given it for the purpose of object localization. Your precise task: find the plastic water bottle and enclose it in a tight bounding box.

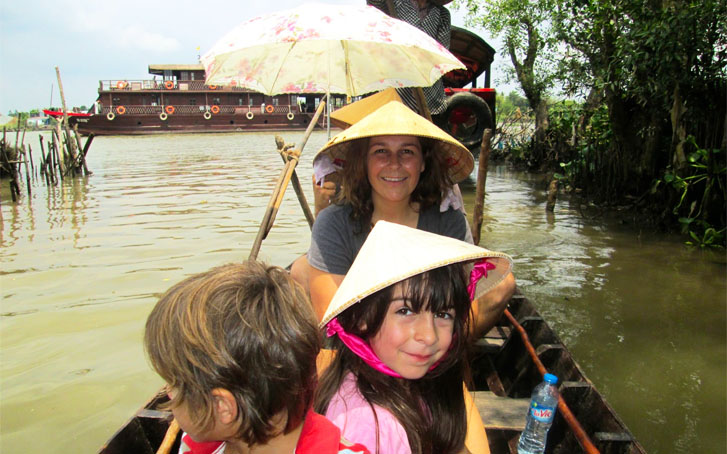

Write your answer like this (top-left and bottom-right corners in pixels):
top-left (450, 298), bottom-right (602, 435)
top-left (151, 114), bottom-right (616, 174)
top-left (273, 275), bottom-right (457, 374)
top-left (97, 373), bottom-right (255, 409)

top-left (517, 373), bottom-right (559, 454)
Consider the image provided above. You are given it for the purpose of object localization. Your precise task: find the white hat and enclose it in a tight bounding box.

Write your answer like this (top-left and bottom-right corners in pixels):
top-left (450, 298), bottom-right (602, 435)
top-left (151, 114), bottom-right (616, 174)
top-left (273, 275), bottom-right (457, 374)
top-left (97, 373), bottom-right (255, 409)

top-left (320, 221), bottom-right (513, 327)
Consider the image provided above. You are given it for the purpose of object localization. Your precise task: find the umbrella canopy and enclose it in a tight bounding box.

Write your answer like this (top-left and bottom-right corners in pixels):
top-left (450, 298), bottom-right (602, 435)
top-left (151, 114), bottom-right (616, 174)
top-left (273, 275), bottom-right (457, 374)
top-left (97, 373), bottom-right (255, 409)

top-left (201, 3), bottom-right (465, 97)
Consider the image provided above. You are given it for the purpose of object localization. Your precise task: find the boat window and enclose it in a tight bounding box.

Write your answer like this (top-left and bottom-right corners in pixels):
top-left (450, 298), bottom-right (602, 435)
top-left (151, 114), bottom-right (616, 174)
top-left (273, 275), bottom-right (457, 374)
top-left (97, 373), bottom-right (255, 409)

top-left (212, 97), bottom-right (221, 105)
top-left (112, 97), bottom-right (121, 105)
top-left (189, 98), bottom-right (197, 106)
top-left (238, 97), bottom-right (244, 106)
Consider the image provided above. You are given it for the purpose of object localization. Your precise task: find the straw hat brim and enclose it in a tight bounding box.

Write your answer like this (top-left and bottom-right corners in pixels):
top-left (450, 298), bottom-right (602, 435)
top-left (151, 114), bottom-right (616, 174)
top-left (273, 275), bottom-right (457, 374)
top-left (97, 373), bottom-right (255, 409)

top-left (315, 101), bottom-right (474, 184)
top-left (320, 221), bottom-right (513, 328)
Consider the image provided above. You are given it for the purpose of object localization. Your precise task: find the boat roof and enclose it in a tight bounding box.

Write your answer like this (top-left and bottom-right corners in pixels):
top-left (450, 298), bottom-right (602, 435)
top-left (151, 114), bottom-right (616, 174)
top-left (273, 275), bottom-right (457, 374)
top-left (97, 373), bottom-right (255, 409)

top-left (443, 26), bottom-right (496, 88)
top-left (148, 64), bottom-right (204, 75)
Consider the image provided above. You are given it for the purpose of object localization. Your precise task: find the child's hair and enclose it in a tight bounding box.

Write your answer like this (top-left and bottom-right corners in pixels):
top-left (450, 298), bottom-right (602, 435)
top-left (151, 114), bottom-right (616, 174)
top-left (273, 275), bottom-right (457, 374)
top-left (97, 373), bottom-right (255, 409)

top-left (144, 261), bottom-right (320, 446)
top-left (315, 263), bottom-right (472, 454)
top-left (338, 137), bottom-right (454, 228)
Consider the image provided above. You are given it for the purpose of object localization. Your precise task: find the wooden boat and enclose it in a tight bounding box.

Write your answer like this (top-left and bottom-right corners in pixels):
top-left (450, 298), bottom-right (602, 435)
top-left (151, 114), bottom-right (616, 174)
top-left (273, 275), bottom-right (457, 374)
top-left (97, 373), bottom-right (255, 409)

top-left (96, 289), bottom-right (646, 454)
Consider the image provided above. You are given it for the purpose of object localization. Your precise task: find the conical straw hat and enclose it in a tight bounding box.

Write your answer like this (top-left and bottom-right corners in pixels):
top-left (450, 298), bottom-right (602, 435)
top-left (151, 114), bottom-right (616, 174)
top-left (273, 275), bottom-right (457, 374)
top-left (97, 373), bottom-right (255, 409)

top-left (330, 88), bottom-right (403, 130)
top-left (314, 101), bottom-right (474, 184)
top-left (320, 221), bottom-right (513, 328)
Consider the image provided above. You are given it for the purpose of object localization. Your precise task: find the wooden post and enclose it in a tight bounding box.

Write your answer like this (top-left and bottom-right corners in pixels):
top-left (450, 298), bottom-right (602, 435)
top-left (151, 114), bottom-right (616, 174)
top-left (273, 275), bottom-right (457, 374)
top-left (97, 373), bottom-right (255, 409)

top-left (472, 128), bottom-right (493, 246)
top-left (21, 145), bottom-right (32, 196)
top-left (546, 178), bottom-right (558, 212)
top-left (55, 67), bottom-right (78, 164)
top-left (72, 124), bottom-right (90, 175)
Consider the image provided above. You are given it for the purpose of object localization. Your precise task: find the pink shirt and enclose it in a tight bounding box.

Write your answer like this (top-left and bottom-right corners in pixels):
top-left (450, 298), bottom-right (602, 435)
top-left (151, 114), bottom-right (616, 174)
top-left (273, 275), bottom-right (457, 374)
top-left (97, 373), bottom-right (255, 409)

top-left (325, 373), bottom-right (411, 454)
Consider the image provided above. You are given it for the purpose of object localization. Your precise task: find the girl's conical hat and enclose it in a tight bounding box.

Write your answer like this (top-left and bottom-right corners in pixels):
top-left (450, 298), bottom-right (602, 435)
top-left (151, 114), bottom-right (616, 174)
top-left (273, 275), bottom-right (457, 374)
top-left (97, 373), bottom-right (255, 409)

top-left (320, 221), bottom-right (513, 328)
top-left (314, 100), bottom-right (474, 184)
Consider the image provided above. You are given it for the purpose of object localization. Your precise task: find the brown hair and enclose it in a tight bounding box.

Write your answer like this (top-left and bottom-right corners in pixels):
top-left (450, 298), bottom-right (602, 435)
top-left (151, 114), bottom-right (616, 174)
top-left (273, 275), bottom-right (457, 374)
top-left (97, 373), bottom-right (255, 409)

top-left (337, 136), bottom-right (454, 228)
top-left (315, 263), bottom-right (472, 454)
top-left (144, 261), bottom-right (320, 446)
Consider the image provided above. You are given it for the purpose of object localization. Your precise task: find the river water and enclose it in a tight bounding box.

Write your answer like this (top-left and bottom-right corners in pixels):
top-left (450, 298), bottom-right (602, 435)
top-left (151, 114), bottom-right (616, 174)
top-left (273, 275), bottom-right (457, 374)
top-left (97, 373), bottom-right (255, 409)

top-left (1, 131), bottom-right (725, 454)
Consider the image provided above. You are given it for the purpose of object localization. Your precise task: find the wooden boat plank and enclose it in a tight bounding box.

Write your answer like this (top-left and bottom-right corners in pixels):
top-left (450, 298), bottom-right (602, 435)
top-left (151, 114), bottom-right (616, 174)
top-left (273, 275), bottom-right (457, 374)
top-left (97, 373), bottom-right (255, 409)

top-left (472, 391), bottom-right (529, 431)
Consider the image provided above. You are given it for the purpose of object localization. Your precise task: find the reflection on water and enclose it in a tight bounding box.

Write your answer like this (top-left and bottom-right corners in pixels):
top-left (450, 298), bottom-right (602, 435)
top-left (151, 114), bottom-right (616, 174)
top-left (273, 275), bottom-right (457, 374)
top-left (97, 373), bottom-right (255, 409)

top-left (1, 131), bottom-right (725, 454)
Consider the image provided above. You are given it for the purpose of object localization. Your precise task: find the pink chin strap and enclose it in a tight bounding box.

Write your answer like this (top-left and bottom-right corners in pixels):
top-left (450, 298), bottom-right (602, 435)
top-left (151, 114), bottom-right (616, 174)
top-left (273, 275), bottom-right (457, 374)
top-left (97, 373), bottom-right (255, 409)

top-left (468, 259), bottom-right (495, 300)
top-left (326, 318), bottom-right (403, 378)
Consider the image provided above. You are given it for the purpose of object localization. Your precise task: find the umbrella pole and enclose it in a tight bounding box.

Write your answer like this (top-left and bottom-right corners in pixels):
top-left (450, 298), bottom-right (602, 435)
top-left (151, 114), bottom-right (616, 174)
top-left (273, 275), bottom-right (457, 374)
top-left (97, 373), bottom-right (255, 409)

top-left (248, 100), bottom-right (327, 260)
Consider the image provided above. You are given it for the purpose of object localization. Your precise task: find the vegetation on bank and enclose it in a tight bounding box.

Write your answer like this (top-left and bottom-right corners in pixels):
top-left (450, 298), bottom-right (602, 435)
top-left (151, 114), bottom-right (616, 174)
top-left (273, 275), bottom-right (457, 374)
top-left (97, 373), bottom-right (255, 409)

top-left (457, 0), bottom-right (726, 247)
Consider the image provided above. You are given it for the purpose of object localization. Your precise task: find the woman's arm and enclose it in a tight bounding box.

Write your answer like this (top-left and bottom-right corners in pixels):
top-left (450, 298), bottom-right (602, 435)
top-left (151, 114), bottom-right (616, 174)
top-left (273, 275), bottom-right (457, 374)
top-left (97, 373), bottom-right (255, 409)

top-left (309, 265), bottom-right (345, 322)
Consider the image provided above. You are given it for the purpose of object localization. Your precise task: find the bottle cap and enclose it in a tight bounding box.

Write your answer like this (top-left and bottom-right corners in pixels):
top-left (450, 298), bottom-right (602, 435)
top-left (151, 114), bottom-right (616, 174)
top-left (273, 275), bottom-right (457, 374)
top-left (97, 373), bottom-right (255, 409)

top-left (544, 373), bottom-right (558, 384)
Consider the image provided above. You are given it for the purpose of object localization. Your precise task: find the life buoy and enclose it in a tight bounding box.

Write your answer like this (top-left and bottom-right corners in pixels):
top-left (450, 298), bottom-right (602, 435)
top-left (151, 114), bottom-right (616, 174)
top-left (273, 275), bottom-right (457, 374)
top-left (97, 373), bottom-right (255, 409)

top-left (116, 106), bottom-right (127, 115)
top-left (164, 81), bottom-right (174, 90)
top-left (286, 112), bottom-right (295, 121)
top-left (246, 111), bottom-right (254, 120)
top-left (209, 85), bottom-right (218, 90)
top-left (203, 111), bottom-right (212, 120)
top-left (107, 112), bottom-right (116, 121)
top-left (265, 104), bottom-right (274, 114)
top-left (210, 105), bottom-right (220, 114)
top-left (165, 105), bottom-right (175, 115)
top-left (160, 112), bottom-right (168, 121)
top-left (116, 81), bottom-right (128, 89)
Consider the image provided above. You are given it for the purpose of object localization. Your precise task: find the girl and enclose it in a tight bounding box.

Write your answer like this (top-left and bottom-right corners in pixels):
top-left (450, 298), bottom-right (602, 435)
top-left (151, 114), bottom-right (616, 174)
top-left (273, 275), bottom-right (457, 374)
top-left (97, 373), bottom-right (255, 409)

top-left (315, 221), bottom-right (513, 454)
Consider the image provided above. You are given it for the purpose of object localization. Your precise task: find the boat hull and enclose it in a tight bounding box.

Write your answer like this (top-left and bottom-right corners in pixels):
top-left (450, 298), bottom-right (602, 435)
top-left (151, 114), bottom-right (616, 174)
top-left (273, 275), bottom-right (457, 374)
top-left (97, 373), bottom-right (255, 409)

top-left (71, 112), bottom-right (324, 136)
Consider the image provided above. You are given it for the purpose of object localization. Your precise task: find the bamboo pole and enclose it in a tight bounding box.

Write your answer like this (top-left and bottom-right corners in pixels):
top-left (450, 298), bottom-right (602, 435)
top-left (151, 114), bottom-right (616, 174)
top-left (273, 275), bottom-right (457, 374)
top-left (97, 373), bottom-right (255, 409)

top-left (248, 100), bottom-right (326, 260)
top-left (472, 128), bottom-right (492, 246)
top-left (275, 136), bottom-right (315, 229)
top-left (55, 66), bottom-right (78, 163)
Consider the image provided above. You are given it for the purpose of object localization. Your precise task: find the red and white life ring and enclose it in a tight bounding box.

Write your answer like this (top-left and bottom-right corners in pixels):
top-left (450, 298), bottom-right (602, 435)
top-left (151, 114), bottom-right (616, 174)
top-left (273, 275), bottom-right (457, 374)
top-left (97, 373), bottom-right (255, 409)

top-left (210, 105), bottom-right (220, 114)
top-left (164, 81), bottom-right (174, 90)
top-left (265, 104), bottom-right (274, 114)
top-left (116, 105), bottom-right (127, 115)
top-left (165, 105), bottom-right (175, 115)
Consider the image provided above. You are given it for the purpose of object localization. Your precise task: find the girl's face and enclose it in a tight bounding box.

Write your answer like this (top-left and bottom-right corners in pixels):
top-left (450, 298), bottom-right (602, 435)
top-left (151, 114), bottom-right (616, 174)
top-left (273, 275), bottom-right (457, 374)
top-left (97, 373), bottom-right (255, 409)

top-left (369, 282), bottom-right (455, 379)
top-left (366, 135), bottom-right (425, 206)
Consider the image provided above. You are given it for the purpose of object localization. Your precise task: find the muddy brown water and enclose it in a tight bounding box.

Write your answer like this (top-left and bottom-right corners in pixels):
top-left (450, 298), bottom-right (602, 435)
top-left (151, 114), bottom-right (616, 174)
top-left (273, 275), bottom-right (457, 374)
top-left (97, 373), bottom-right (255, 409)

top-left (1, 131), bottom-right (724, 453)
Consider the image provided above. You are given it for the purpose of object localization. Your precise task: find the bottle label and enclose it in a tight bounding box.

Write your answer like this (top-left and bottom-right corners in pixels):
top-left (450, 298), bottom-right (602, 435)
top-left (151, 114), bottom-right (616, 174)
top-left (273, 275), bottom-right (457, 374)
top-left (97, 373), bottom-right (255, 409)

top-left (530, 403), bottom-right (555, 422)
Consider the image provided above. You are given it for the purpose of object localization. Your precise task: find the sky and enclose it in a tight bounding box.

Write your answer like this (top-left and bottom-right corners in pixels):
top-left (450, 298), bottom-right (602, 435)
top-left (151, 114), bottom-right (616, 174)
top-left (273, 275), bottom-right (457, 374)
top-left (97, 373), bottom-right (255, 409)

top-left (0, 0), bottom-right (516, 114)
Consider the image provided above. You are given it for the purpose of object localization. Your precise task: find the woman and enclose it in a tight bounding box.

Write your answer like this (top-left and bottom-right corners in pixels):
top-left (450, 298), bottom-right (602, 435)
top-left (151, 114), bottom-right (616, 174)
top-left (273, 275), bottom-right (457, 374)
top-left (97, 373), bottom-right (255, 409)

top-left (293, 101), bottom-right (515, 337)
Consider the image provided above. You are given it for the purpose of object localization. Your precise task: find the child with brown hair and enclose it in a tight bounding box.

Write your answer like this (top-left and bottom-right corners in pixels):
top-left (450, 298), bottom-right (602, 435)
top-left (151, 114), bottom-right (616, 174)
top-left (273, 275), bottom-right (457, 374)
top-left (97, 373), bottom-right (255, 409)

top-left (144, 261), bottom-right (370, 454)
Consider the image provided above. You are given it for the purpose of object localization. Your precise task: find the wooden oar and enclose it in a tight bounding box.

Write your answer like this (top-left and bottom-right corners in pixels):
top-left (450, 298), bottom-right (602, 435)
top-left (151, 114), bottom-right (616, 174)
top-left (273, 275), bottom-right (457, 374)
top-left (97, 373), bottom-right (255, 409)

top-left (275, 136), bottom-right (315, 228)
top-left (248, 99), bottom-right (326, 260)
top-left (472, 128), bottom-right (493, 246)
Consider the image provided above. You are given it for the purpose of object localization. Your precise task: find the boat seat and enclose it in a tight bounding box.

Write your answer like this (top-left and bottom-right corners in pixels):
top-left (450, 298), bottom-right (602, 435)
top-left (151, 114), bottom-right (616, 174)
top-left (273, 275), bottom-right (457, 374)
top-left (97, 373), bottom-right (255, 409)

top-left (475, 325), bottom-right (512, 353)
top-left (472, 391), bottom-right (529, 431)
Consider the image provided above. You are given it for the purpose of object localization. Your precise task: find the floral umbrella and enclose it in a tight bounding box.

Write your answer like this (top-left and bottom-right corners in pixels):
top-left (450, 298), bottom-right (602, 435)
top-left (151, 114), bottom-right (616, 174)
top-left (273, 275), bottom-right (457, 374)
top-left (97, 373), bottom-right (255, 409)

top-left (200, 2), bottom-right (464, 97)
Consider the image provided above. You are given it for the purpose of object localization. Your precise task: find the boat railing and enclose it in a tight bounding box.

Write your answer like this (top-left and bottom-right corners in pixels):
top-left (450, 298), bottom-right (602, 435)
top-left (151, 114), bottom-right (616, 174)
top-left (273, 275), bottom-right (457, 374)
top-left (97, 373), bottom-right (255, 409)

top-left (100, 105), bottom-right (303, 115)
top-left (100, 80), bottom-right (259, 92)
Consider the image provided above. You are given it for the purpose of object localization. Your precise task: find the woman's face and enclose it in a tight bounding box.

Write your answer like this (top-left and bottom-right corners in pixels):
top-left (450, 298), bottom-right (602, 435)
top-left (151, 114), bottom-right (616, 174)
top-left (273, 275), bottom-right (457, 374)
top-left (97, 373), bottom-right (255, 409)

top-left (366, 135), bottom-right (425, 207)
top-left (369, 282), bottom-right (454, 379)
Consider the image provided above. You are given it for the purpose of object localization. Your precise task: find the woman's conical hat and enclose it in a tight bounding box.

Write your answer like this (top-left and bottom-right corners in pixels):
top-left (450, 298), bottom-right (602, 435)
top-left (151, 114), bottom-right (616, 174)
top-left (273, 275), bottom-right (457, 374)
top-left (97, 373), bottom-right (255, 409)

top-left (315, 100), bottom-right (474, 184)
top-left (320, 221), bottom-right (513, 327)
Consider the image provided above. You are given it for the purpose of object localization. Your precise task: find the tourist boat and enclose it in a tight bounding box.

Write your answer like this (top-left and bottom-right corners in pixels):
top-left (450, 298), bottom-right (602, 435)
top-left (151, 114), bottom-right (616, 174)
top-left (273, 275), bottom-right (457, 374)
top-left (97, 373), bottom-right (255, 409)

top-left (96, 290), bottom-right (646, 454)
top-left (68, 64), bottom-right (335, 136)
top-left (69, 26), bottom-right (497, 142)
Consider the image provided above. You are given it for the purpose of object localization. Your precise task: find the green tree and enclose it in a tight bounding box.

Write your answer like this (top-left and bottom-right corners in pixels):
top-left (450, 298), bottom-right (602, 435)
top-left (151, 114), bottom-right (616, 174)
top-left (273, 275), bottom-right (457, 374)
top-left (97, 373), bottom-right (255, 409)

top-left (456, 0), bottom-right (562, 163)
